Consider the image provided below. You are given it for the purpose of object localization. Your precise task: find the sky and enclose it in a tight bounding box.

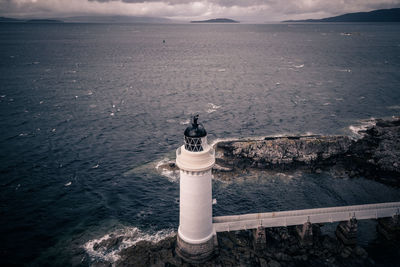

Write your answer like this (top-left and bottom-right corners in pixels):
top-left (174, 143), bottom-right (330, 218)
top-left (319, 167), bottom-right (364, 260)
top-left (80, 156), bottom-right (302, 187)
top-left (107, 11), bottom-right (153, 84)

top-left (1, 0), bottom-right (400, 22)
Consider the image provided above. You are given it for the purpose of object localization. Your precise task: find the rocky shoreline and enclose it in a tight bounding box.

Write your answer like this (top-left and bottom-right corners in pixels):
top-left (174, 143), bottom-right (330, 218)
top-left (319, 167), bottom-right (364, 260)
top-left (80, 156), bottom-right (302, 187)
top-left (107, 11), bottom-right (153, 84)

top-left (160, 117), bottom-right (400, 186)
top-left (91, 223), bottom-right (400, 267)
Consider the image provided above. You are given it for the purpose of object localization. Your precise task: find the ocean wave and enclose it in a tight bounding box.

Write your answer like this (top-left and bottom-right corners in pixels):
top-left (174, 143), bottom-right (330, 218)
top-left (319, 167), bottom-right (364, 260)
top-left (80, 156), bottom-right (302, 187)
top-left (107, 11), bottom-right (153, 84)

top-left (388, 105), bottom-right (400, 110)
top-left (294, 64), bottom-right (304, 68)
top-left (83, 227), bottom-right (175, 264)
top-left (155, 158), bottom-right (179, 182)
top-left (348, 118), bottom-right (376, 139)
top-left (337, 69), bottom-right (351, 72)
top-left (206, 103), bottom-right (221, 113)
top-left (179, 119), bottom-right (190, 125)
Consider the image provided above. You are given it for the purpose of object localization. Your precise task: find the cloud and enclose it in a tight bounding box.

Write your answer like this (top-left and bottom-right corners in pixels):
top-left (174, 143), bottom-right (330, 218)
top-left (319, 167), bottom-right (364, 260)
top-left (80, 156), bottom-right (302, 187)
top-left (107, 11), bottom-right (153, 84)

top-left (1, 0), bottom-right (400, 21)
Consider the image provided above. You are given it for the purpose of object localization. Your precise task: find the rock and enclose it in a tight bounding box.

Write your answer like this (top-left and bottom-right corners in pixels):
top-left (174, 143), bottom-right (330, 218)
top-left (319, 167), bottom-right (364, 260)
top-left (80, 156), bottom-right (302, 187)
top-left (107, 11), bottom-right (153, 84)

top-left (268, 259), bottom-right (281, 267)
top-left (212, 117), bottom-right (400, 186)
top-left (216, 135), bottom-right (352, 170)
top-left (91, 261), bottom-right (112, 267)
top-left (259, 258), bottom-right (268, 267)
top-left (274, 252), bottom-right (291, 261)
top-left (340, 246), bottom-right (353, 258)
top-left (93, 236), bottom-right (124, 251)
top-left (354, 246), bottom-right (368, 259)
top-left (340, 251), bottom-right (350, 259)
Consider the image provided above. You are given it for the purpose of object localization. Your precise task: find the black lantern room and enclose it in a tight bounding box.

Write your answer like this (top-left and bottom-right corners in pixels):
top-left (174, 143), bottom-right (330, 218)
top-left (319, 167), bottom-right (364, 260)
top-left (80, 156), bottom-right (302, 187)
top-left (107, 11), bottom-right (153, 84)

top-left (184, 115), bottom-right (207, 152)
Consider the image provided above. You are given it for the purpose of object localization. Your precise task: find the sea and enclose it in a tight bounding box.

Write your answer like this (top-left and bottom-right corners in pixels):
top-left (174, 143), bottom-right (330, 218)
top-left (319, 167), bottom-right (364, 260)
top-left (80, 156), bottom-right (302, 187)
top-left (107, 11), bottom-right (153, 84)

top-left (0, 22), bottom-right (400, 266)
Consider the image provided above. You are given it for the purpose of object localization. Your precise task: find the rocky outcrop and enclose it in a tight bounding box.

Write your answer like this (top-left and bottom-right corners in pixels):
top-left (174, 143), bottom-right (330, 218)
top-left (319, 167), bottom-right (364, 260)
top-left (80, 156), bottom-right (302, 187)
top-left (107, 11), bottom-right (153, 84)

top-left (156, 117), bottom-right (400, 185)
top-left (215, 135), bottom-right (352, 171)
top-left (214, 117), bottom-right (400, 185)
top-left (111, 226), bottom-right (378, 267)
top-left (347, 118), bottom-right (400, 185)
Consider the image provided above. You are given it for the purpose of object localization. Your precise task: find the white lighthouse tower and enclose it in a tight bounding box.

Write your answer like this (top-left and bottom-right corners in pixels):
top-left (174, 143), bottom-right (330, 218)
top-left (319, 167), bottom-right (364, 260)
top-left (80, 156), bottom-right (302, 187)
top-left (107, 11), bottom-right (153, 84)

top-left (175, 115), bottom-right (215, 263)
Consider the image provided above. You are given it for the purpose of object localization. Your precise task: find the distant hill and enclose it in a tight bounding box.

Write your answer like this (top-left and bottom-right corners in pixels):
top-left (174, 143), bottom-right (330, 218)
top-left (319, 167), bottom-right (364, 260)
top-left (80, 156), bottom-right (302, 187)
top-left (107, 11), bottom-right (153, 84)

top-left (191, 18), bottom-right (239, 23)
top-left (0, 17), bottom-right (24, 22)
top-left (284, 8), bottom-right (400, 22)
top-left (0, 17), bottom-right (63, 23)
top-left (0, 15), bottom-right (174, 24)
top-left (26, 19), bottom-right (63, 23)
top-left (61, 15), bottom-right (173, 24)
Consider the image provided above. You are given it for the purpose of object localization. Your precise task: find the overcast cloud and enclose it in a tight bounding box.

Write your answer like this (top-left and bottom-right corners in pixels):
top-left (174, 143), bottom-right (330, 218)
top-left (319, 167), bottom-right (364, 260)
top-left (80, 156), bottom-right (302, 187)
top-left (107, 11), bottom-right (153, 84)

top-left (1, 0), bottom-right (400, 22)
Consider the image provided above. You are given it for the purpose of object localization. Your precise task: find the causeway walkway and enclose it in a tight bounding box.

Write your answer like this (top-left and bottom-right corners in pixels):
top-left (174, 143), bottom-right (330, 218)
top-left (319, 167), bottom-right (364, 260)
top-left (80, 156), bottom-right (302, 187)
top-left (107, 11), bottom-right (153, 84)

top-left (213, 202), bottom-right (400, 232)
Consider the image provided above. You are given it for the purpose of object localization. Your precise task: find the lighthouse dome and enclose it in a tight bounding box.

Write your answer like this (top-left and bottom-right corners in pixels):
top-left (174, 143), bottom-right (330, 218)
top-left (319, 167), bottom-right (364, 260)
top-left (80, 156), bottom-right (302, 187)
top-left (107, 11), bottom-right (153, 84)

top-left (184, 115), bottom-right (207, 152)
top-left (184, 118), bottom-right (207, 138)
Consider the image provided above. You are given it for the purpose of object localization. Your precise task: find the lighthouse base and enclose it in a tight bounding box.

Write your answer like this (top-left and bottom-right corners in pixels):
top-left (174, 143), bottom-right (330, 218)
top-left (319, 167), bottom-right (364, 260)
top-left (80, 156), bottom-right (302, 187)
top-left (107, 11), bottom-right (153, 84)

top-left (176, 234), bottom-right (215, 263)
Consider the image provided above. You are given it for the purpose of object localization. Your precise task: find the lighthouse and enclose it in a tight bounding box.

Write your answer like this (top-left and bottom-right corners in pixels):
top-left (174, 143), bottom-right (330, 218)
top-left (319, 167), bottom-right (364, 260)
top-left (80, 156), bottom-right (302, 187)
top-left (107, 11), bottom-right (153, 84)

top-left (175, 115), bottom-right (216, 263)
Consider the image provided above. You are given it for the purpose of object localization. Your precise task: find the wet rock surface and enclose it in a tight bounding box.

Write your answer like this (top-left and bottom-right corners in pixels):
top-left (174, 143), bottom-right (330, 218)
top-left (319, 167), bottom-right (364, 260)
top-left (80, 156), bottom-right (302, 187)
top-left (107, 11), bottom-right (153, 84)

top-left (346, 118), bottom-right (400, 185)
top-left (214, 117), bottom-right (400, 185)
top-left (157, 118), bottom-right (399, 185)
top-left (108, 226), bottom-right (394, 267)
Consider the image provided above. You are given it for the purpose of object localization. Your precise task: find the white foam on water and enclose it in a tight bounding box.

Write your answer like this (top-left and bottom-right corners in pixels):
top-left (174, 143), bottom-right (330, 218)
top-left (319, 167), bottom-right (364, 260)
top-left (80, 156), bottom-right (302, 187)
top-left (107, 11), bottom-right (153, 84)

top-left (388, 105), bottom-right (400, 110)
top-left (83, 227), bottom-right (175, 264)
top-left (348, 118), bottom-right (376, 140)
top-left (207, 103), bottom-right (221, 113)
top-left (155, 158), bottom-right (170, 170)
top-left (337, 69), bottom-right (351, 72)
top-left (161, 169), bottom-right (179, 182)
top-left (323, 102), bottom-right (330, 106)
top-left (275, 172), bottom-right (296, 184)
top-left (179, 119), bottom-right (190, 125)
top-left (217, 68), bottom-right (226, 72)
top-left (155, 158), bottom-right (179, 182)
top-left (166, 119), bottom-right (176, 123)
top-left (294, 64), bottom-right (304, 68)
top-left (210, 137), bottom-right (242, 147)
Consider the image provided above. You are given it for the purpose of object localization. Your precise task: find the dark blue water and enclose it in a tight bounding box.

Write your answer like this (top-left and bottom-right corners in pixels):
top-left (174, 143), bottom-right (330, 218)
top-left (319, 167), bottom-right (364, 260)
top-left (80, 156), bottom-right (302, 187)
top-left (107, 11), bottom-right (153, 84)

top-left (1, 23), bottom-right (400, 265)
